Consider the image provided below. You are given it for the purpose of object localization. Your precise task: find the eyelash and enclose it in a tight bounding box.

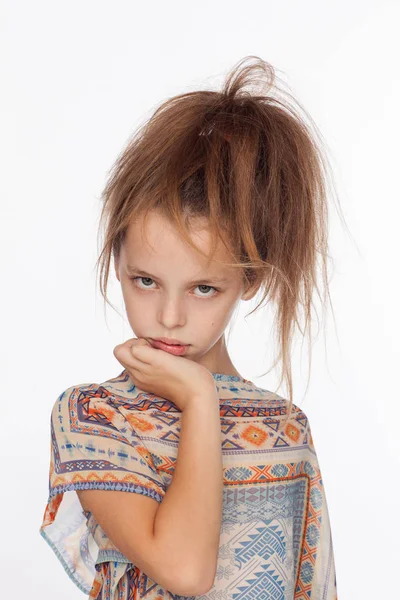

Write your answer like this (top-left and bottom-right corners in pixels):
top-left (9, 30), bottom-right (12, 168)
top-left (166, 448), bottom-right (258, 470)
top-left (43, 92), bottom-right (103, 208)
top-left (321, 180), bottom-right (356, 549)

top-left (130, 276), bottom-right (220, 298)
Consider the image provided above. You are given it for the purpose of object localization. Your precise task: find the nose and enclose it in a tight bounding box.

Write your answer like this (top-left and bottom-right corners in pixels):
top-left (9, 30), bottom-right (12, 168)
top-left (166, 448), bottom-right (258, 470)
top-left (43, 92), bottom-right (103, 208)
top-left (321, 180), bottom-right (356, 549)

top-left (157, 294), bottom-right (187, 329)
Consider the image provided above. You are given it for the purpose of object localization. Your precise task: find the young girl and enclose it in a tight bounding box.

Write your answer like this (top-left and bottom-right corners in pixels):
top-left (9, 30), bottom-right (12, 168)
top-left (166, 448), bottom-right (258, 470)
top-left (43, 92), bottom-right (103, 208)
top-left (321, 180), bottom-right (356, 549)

top-left (40, 56), bottom-right (339, 599)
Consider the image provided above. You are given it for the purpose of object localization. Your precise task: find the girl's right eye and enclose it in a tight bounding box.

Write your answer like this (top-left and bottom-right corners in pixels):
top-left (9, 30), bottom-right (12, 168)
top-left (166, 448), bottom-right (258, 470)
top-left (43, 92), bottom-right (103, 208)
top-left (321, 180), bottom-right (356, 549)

top-left (131, 276), bottom-right (155, 289)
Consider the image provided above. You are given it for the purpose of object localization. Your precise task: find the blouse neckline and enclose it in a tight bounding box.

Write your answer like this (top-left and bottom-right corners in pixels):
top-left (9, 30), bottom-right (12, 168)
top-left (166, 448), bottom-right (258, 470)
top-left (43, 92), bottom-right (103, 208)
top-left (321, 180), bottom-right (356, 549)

top-left (211, 372), bottom-right (254, 385)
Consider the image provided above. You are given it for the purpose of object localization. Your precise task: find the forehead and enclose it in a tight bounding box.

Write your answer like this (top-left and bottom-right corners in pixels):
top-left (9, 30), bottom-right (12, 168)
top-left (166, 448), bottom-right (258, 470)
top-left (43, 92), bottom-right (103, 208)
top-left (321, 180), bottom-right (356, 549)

top-left (122, 210), bottom-right (234, 270)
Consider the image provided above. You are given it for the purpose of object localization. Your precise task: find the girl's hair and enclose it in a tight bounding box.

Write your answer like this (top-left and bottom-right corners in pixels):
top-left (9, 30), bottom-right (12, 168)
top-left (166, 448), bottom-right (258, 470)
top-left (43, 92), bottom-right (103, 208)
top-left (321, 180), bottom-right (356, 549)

top-left (95, 55), bottom-right (346, 423)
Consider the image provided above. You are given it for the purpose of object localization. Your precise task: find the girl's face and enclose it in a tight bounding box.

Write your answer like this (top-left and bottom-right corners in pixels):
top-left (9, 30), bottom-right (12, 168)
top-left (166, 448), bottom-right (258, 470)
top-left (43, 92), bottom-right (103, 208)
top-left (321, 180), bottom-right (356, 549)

top-left (114, 209), bottom-right (254, 374)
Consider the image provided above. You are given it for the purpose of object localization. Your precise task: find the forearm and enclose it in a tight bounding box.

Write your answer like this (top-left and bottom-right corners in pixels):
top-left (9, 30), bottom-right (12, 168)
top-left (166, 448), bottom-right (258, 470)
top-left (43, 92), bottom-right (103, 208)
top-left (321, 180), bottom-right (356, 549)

top-left (153, 390), bottom-right (223, 590)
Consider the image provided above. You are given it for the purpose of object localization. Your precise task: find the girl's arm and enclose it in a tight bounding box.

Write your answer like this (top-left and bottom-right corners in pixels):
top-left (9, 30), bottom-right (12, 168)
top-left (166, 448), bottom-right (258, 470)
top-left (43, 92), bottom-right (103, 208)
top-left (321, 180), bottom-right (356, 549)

top-left (154, 393), bottom-right (224, 589)
top-left (76, 387), bottom-right (223, 596)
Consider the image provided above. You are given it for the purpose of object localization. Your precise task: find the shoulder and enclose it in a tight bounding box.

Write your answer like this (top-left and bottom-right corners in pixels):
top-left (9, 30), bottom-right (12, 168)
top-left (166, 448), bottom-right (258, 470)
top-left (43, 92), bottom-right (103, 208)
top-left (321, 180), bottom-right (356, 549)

top-left (251, 383), bottom-right (309, 420)
top-left (49, 374), bottom-right (141, 445)
top-left (51, 380), bottom-right (96, 414)
top-left (253, 384), bottom-right (313, 445)
top-left (50, 379), bottom-right (110, 435)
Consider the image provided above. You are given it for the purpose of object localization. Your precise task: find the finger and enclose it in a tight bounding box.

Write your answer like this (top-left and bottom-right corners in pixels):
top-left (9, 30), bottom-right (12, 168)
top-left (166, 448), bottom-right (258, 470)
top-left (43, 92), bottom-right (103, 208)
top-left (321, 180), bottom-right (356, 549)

top-left (125, 337), bottom-right (139, 349)
top-left (125, 337), bottom-right (151, 350)
top-left (129, 342), bottom-right (159, 365)
top-left (115, 340), bottom-right (154, 368)
top-left (114, 338), bottom-right (144, 356)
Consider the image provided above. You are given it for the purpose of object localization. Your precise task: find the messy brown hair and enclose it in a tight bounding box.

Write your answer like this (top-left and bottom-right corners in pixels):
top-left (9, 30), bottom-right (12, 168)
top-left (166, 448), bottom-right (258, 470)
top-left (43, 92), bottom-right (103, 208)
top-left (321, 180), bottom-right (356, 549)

top-left (95, 55), bottom-right (346, 423)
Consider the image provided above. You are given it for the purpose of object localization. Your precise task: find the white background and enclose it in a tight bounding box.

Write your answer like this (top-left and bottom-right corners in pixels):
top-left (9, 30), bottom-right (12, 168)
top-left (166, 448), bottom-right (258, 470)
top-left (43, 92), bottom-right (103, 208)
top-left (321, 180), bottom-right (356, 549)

top-left (1, 1), bottom-right (399, 597)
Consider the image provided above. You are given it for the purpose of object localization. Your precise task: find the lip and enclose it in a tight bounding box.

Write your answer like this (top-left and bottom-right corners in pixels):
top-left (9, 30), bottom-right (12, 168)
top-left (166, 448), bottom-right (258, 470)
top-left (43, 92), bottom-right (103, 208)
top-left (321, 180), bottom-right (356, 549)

top-left (150, 339), bottom-right (189, 356)
top-left (152, 337), bottom-right (188, 346)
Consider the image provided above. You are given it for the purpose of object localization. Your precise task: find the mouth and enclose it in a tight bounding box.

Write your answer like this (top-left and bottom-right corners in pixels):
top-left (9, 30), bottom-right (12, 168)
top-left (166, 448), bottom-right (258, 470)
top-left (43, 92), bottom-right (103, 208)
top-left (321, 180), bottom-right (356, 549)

top-left (150, 339), bottom-right (189, 356)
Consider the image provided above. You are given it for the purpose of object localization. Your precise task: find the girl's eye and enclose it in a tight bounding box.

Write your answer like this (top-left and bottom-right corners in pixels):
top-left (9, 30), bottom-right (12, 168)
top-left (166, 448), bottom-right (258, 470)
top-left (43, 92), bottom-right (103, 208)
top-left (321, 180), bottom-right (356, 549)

top-left (130, 277), bottom-right (218, 298)
top-left (194, 284), bottom-right (218, 298)
top-left (132, 276), bottom-right (156, 289)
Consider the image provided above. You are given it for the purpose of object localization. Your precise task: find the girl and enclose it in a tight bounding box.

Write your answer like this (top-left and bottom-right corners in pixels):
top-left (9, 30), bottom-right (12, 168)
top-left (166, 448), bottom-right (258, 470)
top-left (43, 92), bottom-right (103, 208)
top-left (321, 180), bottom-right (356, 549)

top-left (40, 56), bottom-right (340, 599)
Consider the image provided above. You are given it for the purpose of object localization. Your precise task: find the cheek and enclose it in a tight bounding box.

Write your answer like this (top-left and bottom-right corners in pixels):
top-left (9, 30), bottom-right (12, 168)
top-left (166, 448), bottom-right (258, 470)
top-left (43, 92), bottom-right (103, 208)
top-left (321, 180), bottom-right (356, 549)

top-left (122, 288), bottom-right (150, 318)
top-left (197, 300), bottom-right (236, 331)
top-left (217, 296), bottom-right (241, 324)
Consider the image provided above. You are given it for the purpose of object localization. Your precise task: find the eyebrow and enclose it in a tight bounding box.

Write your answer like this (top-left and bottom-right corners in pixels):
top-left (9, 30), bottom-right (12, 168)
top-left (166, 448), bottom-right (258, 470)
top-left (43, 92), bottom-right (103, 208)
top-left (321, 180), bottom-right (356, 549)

top-left (126, 265), bottom-right (229, 285)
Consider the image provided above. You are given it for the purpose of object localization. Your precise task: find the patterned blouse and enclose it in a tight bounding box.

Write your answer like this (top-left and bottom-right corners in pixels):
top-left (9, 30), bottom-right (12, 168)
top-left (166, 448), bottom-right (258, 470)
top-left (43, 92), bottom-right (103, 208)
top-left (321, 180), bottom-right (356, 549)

top-left (39, 368), bottom-right (338, 599)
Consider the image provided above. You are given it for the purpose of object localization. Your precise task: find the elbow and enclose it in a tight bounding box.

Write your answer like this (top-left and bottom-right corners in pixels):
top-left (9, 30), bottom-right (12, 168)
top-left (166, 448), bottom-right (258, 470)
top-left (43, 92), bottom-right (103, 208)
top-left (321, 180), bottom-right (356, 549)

top-left (192, 578), bottom-right (215, 596)
top-left (167, 562), bottom-right (216, 597)
top-left (185, 563), bottom-right (217, 596)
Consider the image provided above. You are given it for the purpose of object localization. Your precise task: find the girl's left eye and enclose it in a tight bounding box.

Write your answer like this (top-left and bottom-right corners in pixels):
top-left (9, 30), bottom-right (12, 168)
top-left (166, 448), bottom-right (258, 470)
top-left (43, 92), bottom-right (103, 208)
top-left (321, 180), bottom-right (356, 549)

top-left (130, 276), bottom-right (219, 298)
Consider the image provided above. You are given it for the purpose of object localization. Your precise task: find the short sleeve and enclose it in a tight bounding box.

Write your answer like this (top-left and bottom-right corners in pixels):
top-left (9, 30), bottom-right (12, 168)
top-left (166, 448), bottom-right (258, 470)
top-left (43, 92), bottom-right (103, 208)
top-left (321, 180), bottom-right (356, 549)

top-left (39, 383), bottom-right (166, 595)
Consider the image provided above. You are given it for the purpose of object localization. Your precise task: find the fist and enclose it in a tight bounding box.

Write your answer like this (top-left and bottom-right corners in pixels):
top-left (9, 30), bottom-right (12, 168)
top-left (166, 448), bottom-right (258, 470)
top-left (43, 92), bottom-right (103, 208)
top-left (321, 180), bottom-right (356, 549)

top-left (113, 337), bottom-right (217, 411)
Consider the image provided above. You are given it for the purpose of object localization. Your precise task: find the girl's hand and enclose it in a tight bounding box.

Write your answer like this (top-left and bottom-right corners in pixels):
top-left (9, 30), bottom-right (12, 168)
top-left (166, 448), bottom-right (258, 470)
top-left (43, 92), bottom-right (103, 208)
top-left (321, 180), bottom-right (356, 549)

top-left (113, 337), bottom-right (217, 411)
